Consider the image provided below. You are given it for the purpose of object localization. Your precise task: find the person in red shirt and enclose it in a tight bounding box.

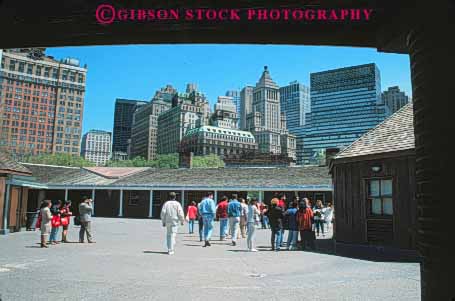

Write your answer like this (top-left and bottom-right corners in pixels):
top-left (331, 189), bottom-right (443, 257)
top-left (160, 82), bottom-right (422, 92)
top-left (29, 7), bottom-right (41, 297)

top-left (216, 196), bottom-right (229, 240)
top-left (297, 198), bottom-right (315, 250)
top-left (186, 201), bottom-right (198, 234)
top-left (277, 193), bottom-right (287, 247)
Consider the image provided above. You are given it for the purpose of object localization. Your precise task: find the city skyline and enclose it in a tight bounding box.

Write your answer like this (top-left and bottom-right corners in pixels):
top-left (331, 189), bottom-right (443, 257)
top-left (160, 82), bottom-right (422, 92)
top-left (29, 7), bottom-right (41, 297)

top-left (45, 45), bottom-right (412, 134)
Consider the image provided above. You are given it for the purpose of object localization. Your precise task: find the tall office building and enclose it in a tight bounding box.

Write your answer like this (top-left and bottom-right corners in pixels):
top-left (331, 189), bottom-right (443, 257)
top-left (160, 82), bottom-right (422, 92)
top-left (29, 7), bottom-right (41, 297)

top-left (112, 98), bottom-right (148, 158)
top-left (382, 86), bottom-right (410, 114)
top-left (0, 48), bottom-right (87, 160)
top-left (211, 96), bottom-right (238, 129)
top-left (279, 81), bottom-right (311, 164)
top-left (225, 90), bottom-right (240, 124)
top-left (301, 63), bottom-right (389, 165)
top-left (279, 81), bottom-right (311, 131)
top-left (246, 66), bottom-right (296, 160)
top-left (81, 129), bottom-right (111, 166)
top-left (239, 86), bottom-right (254, 130)
top-left (157, 86), bottom-right (210, 154)
top-left (130, 85), bottom-right (174, 160)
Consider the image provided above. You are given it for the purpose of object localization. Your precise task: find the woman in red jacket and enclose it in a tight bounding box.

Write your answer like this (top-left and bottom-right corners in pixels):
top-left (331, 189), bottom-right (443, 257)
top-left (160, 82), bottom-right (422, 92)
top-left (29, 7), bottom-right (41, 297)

top-left (60, 200), bottom-right (73, 243)
top-left (186, 201), bottom-right (198, 234)
top-left (297, 198), bottom-right (315, 251)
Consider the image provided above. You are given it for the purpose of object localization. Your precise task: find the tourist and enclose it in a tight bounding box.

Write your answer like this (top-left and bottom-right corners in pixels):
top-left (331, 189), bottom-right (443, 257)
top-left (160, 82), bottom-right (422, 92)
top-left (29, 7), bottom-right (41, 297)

top-left (285, 200), bottom-right (299, 250)
top-left (246, 198), bottom-right (260, 252)
top-left (216, 196), bottom-right (229, 240)
top-left (323, 202), bottom-right (334, 232)
top-left (160, 192), bottom-right (185, 255)
top-left (313, 200), bottom-right (325, 237)
top-left (79, 198), bottom-right (95, 243)
top-left (277, 193), bottom-right (287, 246)
top-left (49, 200), bottom-right (62, 245)
top-left (199, 192), bottom-right (216, 247)
top-left (297, 198), bottom-right (315, 250)
top-left (227, 193), bottom-right (242, 246)
top-left (267, 198), bottom-right (284, 251)
top-left (239, 198), bottom-right (248, 238)
top-left (197, 202), bottom-right (204, 242)
top-left (60, 200), bottom-right (72, 243)
top-left (39, 200), bottom-right (52, 248)
top-left (186, 201), bottom-right (198, 234)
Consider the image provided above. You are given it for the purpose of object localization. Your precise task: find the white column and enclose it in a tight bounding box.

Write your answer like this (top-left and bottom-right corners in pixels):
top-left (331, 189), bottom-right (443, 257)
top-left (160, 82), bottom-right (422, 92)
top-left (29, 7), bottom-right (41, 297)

top-left (148, 190), bottom-right (153, 218)
top-left (64, 189), bottom-right (68, 201)
top-left (91, 189), bottom-right (95, 216)
top-left (259, 191), bottom-right (263, 203)
top-left (118, 189), bottom-right (123, 217)
top-left (1, 184), bottom-right (11, 234)
top-left (181, 190), bottom-right (185, 207)
top-left (214, 190), bottom-right (218, 203)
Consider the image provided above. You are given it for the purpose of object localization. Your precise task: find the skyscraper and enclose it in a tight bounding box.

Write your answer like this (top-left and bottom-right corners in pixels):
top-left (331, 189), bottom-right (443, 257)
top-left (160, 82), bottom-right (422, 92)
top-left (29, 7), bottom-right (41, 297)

top-left (112, 98), bottom-right (148, 157)
top-left (0, 48), bottom-right (87, 160)
top-left (130, 85), bottom-right (174, 160)
top-left (211, 96), bottom-right (238, 129)
top-left (225, 90), bottom-right (240, 125)
top-left (157, 86), bottom-right (210, 154)
top-left (382, 86), bottom-right (410, 114)
top-left (246, 66), bottom-right (296, 160)
top-left (239, 86), bottom-right (253, 130)
top-left (280, 81), bottom-right (311, 165)
top-left (81, 130), bottom-right (111, 166)
top-left (301, 63), bottom-right (389, 165)
top-left (279, 81), bottom-right (311, 131)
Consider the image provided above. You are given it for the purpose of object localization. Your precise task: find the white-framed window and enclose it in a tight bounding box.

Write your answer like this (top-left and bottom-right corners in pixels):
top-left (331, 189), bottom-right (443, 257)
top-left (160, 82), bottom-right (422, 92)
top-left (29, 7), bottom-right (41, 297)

top-left (366, 178), bottom-right (393, 216)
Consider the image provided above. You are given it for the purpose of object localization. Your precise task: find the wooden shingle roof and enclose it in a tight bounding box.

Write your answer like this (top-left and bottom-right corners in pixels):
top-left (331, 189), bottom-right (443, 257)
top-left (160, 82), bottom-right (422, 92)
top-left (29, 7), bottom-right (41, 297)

top-left (334, 103), bottom-right (414, 161)
top-left (0, 152), bottom-right (31, 175)
top-left (22, 163), bottom-right (332, 191)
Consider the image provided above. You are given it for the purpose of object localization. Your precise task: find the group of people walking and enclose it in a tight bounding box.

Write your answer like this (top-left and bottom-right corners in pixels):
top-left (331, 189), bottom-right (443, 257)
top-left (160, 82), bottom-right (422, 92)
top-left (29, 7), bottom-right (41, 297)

top-left (36, 197), bottom-right (95, 248)
top-left (160, 191), bottom-right (334, 255)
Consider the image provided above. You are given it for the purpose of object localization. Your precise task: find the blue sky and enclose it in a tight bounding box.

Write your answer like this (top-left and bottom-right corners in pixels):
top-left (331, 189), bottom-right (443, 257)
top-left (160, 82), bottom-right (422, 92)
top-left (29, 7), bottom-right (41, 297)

top-left (47, 45), bottom-right (412, 134)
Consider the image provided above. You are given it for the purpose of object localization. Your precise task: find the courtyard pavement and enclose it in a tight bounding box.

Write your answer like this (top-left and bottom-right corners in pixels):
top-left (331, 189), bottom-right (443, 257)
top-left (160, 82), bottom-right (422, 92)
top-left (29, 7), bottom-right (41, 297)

top-left (0, 218), bottom-right (420, 301)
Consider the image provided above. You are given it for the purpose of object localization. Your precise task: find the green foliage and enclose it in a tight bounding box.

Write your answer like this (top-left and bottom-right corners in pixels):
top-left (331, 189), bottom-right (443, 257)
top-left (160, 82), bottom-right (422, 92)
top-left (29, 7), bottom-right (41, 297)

top-left (105, 154), bottom-right (179, 168)
top-left (192, 154), bottom-right (225, 168)
top-left (22, 153), bottom-right (96, 167)
top-left (153, 154), bottom-right (179, 168)
top-left (105, 154), bottom-right (224, 168)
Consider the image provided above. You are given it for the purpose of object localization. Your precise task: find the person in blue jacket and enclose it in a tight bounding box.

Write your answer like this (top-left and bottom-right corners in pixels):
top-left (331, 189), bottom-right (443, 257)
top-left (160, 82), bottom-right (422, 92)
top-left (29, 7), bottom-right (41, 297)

top-left (199, 192), bottom-right (216, 247)
top-left (227, 193), bottom-right (242, 246)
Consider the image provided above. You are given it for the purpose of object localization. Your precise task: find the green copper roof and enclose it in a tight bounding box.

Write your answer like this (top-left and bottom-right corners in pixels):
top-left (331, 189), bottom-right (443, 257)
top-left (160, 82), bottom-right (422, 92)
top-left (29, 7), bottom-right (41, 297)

top-left (185, 126), bottom-right (255, 138)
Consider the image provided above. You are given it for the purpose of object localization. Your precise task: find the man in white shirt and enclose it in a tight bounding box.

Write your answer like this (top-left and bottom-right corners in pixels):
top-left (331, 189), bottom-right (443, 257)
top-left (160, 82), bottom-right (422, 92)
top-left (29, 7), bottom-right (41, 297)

top-left (239, 198), bottom-right (248, 238)
top-left (160, 192), bottom-right (185, 255)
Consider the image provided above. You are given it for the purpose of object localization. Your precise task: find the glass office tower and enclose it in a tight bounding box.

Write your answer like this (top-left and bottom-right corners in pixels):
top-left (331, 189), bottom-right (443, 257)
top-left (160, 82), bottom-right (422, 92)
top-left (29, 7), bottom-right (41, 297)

top-left (279, 81), bottom-right (311, 164)
top-left (302, 63), bottom-right (389, 165)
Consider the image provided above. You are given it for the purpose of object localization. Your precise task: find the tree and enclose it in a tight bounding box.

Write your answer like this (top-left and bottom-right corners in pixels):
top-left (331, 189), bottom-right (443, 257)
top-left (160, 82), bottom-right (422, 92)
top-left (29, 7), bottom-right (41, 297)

top-left (152, 154), bottom-right (179, 168)
top-left (192, 154), bottom-right (225, 168)
top-left (105, 154), bottom-right (179, 168)
top-left (22, 153), bottom-right (96, 167)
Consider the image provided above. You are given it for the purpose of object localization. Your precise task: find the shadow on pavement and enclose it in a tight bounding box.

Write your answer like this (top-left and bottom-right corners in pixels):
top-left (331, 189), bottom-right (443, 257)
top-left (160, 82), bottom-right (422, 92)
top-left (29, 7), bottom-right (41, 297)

top-left (143, 251), bottom-right (168, 255)
top-left (183, 244), bottom-right (203, 247)
top-left (227, 249), bottom-right (256, 253)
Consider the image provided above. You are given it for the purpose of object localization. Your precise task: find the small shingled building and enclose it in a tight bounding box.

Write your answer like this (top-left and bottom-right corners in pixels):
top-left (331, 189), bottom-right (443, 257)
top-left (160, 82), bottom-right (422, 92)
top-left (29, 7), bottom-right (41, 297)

top-left (330, 103), bottom-right (417, 258)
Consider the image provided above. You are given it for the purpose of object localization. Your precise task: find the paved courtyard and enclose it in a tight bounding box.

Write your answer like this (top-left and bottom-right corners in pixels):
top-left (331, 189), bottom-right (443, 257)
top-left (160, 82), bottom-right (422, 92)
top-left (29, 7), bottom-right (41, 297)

top-left (0, 218), bottom-right (420, 301)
